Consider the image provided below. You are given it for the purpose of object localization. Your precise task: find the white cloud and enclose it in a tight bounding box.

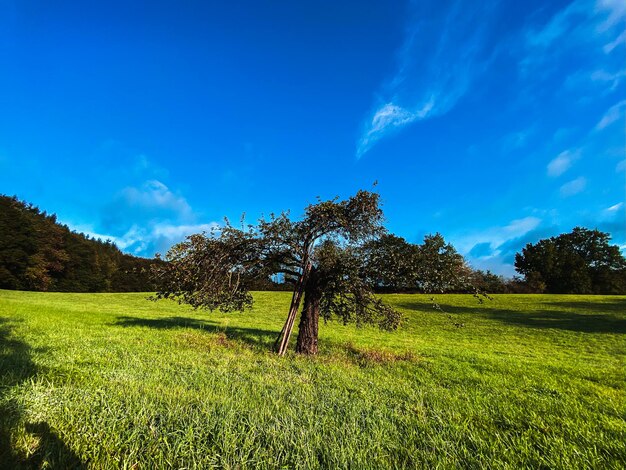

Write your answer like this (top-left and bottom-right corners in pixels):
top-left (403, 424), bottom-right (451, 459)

top-left (454, 216), bottom-right (542, 255)
top-left (152, 222), bottom-right (219, 240)
top-left (454, 216), bottom-right (544, 277)
top-left (93, 179), bottom-right (221, 257)
top-left (616, 160), bottom-right (626, 172)
top-left (596, 100), bottom-right (626, 129)
top-left (356, 3), bottom-right (495, 158)
top-left (61, 219), bottom-right (220, 258)
top-left (603, 29), bottom-right (626, 52)
top-left (60, 222), bottom-right (122, 245)
top-left (590, 69), bottom-right (626, 90)
top-left (560, 176), bottom-right (587, 196)
top-left (357, 101), bottom-right (432, 158)
top-left (547, 150), bottom-right (578, 177)
top-left (502, 217), bottom-right (542, 236)
top-left (595, 0), bottom-right (626, 31)
top-left (605, 202), bottom-right (624, 212)
top-left (115, 222), bottom-right (220, 256)
top-left (525, 0), bottom-right (585, 48)
top-left (119, 180), bottom-right (192, 218)
top-left (521, 0), bottom-right (625, 88)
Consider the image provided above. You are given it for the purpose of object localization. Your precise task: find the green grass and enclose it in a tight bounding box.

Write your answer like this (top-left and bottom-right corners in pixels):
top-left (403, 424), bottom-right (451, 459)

top-left (0, 290), bottom-right (625, 469)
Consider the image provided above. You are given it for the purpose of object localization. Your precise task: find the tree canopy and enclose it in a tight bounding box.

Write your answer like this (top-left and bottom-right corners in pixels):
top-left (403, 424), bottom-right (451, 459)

top-left (514, 227), bottom-right (626, 294)
top-left (360, 233), bottom-right (474, 293)
top-left (153, 190), bottom-right (404, 355)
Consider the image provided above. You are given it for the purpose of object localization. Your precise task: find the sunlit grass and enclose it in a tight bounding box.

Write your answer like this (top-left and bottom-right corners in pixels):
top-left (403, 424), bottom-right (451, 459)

top-left (1, 290), bottom-right (625, 468)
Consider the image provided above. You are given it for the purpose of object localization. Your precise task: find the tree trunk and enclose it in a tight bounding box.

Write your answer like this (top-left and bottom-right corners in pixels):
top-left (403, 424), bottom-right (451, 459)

top-left (273, 278), bottom-right (304, 354)
top-left (274, 260), bottom-right (312, 355)
top-left (295, 269), bottom-right (321, 355)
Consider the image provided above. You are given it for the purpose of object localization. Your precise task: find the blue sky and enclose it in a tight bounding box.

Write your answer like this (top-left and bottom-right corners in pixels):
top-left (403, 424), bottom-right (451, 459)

top-left (0, 0), bottom-right (624, 276)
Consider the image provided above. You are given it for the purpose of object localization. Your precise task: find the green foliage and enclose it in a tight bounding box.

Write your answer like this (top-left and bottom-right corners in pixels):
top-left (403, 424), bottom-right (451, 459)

top-left (361, 233), bottom-right (477, 293)
top-left (315, 241), bottom-right (402, 330)
top-left (0, 195), bottom-right (159, 292)
top-left (515, 227), bottom-right (626, 294)
top-left (469, 269), bottom-right (511, 293)
top-left (153, 190), bottom-right (400, 350)
top-left (151, 227), bottom-right (263, 311)
top-left (0, 290), bottom-right (624, 468)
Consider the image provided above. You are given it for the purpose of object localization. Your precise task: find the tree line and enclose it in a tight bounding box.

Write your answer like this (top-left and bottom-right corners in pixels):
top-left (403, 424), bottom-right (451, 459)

top-left (0, 195), bottom-right (159, 292)
top-left (1, 193), bottom-right (624, 297)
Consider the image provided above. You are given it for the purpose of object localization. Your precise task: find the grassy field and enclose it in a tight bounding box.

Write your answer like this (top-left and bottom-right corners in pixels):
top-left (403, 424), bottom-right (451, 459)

top-left (0, 290), bottom-right (624, 469)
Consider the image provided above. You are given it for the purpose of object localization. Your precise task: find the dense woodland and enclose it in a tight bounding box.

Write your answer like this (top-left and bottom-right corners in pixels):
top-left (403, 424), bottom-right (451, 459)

top-left (0, 195), bottom-right (158, 292)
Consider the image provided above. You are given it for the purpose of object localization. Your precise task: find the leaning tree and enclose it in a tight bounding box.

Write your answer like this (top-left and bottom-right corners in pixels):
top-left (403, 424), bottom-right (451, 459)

top-left (151, 190), bottom-right (402, 355)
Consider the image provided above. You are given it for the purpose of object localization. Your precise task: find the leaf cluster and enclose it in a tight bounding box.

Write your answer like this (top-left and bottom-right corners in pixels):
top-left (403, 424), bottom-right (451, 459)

top-left (314, 241), bottom-right (402, 331)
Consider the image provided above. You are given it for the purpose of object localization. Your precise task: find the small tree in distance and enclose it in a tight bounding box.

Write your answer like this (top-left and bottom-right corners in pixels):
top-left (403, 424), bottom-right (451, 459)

top-left (151, 190), bottom-right (402, 355)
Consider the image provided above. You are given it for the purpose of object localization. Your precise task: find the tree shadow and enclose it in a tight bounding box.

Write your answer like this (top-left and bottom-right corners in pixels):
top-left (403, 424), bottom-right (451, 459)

top-left (114, 315), bottom-right (280, 350)
top-left (395, 300), bottom-right (443, 313)
top-left (0, 317), bottom-right (85, 469)
top-left (424, 305), bottom-right (626, 334)
top-left (396, 297), bottom-right (626, 334)
top-left (478, 308), bottom-right (626, 334)
top-left (21, 422), bottom-right (86, 470)
top-left (548, 299), bottom-right (626, 314)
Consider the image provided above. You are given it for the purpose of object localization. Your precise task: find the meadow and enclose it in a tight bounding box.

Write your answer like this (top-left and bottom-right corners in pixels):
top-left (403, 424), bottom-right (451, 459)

top-left (0, 290), bottom-right (624, 469)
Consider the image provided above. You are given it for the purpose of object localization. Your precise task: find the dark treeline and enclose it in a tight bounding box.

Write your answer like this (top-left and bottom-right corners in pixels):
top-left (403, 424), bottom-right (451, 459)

top-left (0, 195), bottom-right (160, 292)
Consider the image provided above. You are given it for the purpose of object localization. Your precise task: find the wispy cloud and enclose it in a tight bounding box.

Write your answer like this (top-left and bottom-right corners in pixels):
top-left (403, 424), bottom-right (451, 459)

top-left (603, 29), bottom-right (625, 52)
top-left (547, 150), bottom-right (579, 177)
top-left (356, 2), bottom-right (496, 158)
top-left (596, 0), bottom-right (626, 31)
top-left (520, 0), bottom-right (625, 98)
top-left (357, 102), bottom-right (433, 157)
top-left (590, 69), bottom-right (626, 90)
top-left (605, 202), bottom-right (624, 212)
top-left (560, 176), bottom-right (587, 196)
top-left (595, 99), bottom-right (626, 129)
top-left (357, 0), bottom-right (625, 159)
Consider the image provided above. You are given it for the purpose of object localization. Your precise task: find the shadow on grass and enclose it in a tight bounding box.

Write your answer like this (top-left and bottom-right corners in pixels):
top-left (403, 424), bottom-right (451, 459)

top-left (548, 299), bottom-right (626, 314)
top-left (114, 315), bottom-right (279, 351)
top-left (395, 301), bottom-right (626, 334)
top-left (0, 318), bottom-right (86, 469)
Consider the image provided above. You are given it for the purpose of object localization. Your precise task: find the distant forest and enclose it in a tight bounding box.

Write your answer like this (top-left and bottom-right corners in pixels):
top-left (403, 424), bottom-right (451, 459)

top-left (0, 195), bottom-right (158, 292)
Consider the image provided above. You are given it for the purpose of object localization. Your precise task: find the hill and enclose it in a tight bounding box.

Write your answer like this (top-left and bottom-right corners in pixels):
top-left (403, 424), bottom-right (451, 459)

top-left (0, 195), bottom-right (159, 292)
top-left (0, 291), bottom-right (624, 468)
